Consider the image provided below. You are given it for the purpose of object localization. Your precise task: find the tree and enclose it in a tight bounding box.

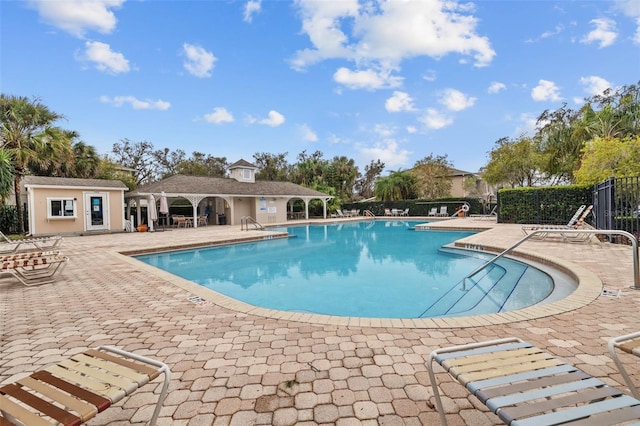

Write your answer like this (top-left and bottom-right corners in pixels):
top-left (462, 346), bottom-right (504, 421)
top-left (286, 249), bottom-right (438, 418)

top-left (0, 149), bottom-right (15, 203)
top-left (290, 150), bottom-right (328, 187)
top-left (409, 154), bottom-right (453, 199)
top-left (0, 95), bottom-right (64, 233)
top-left (482, 136), bottom-right (544, 187)
top-left (355, 159), bottom-right (384, 199)
top-left (574, 135), bottom-right (640, 184)
top-left (374, 170), bottom-right (417, 201)
top-left (152, 147), bottom-right (186, 178)
top-left (325, 156), bottom-right (359, 201)
top-left (110, 139), bottom-right (161, 185)
top-left (176, 152), bottom-right (228, 177)
top-left (253, 152), bottom-right (289, 181)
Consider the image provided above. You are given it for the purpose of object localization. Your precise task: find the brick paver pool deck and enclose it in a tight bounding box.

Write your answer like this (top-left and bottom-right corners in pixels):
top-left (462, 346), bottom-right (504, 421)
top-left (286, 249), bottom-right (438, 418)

top-left (1, 217), bottom-right (638, 425)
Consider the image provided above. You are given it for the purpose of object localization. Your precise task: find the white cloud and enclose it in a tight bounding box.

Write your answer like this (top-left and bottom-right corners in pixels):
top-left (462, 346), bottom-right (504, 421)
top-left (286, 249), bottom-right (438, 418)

top-left (579, 75), bottom-right (612, 96)
top-left (333, 67), bottom-right (402, 90)
top-left (531, 80), bottom-right (562, 102)
top-left (204, 107), bottom-right (234, 124)
top-left (385, 91), bottom-right (415, 112)
top-left (80, 41), bottom-right (129, 74)
top-left (406, 126), bottom-right (417, 134)
top-left (513, 113), bottom-right (538, 137)
top-left (615, 0), bottom-right (640, 44)
top-left (299, 123), bottom-right (318, 141)
top-left (419, 108), bottom-right (453, 129)
top-left (182, 43), bottom-right (217, 78)
top-left (581, 18), bottom-right (618, 48)
top-left (243, 0), bottom-right (261, 23)
top-left (291, 0), bottom-right (495, 72)
top-left (259, 110), bottom-right (285, 127)
top-left (422, 70), bottom-right (437, 82)
top-left (29, 0), bottom-right (123, 38)
top-left (358, 139), bottom-right (411, 169)
top-left (439, 88), bottom-right (476, 111)
top-left (373, 124), bottom-right (394, 137)
top-left (487, 81), bottom-right (506, 94)
top-left (100, 95), bottom-right (170, 110)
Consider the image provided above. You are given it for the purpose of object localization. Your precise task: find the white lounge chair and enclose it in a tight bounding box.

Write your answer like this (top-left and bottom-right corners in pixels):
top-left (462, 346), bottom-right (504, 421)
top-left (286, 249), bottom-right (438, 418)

top-left (400, 208), bottom-right (409, 216)
top-left (428, 207), bottom-right (438, 216)
top-left (522, 205), bottom-right (592, 240)
top-left (437, 206), bottom-right (448, 217)
top-left (0, 231), bottom-right (63, 253)
top-left (471, 205), bottom-right (498, 221)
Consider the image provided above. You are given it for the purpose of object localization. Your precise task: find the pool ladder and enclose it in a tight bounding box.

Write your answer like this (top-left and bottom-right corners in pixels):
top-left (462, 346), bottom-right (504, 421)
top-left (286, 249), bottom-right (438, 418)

top-left (241, 216), bottom-right (264, 231)
top-left (363, 210), bottom-right (376, 219)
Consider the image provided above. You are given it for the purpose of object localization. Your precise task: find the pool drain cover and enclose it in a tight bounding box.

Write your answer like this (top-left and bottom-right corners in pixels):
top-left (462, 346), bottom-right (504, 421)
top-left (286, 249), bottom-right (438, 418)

top-left (601, 287), bottom-right (621, 298)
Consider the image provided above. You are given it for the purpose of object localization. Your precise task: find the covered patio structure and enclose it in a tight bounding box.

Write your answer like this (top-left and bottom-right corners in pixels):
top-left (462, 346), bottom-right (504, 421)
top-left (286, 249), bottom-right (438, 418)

top-left (125, 174), bottom-right (333, 228)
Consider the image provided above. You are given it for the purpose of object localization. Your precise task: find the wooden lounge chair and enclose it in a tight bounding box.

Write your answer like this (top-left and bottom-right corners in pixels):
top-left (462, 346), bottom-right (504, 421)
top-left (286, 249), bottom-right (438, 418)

top-left (0, 346), bottom-right (171, 425)
top-left (0, 231), bottom-right (63, 254)
top-left (609, 331), bottom-right (640, 399)
top-left (0, 252), bottom-right (69, 286)
top-left (427, 337), bottom-right (640, 425)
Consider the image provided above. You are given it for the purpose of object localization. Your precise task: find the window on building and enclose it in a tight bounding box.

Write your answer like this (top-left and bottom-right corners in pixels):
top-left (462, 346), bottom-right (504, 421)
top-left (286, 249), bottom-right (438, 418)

top-left (48, 198), bottom-right (76, 218)
top-left (242, 169), bottom-right (252, 179)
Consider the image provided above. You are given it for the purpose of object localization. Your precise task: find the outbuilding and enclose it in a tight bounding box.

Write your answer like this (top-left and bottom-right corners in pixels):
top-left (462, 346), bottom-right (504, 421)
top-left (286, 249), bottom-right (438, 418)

top-left (22, 176), bottom-right (128, 236)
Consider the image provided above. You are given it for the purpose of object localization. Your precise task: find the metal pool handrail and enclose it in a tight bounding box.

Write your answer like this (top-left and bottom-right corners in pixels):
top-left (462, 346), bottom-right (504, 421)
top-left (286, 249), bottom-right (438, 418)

top-left (463, 229), bottom-right (639, 290)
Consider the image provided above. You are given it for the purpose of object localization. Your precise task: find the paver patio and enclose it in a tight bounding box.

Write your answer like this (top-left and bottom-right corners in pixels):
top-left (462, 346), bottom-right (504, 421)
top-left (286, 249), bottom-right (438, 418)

top-left (1, 217), bottom-right (638, 425)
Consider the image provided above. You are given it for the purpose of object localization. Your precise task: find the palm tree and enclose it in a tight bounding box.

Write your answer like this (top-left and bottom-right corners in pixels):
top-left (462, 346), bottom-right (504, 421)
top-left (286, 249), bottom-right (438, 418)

top-left (0, 95), bottom-right (64, 233)
top-left (0, 148), bottom-right (15, 203)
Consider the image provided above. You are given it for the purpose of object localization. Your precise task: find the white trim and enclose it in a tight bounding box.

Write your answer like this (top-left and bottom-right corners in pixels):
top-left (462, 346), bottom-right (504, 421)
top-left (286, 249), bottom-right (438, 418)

top-left (47, 197), bottom-right (77, 219)
top-left (25, 184), bottom-right (126, 192)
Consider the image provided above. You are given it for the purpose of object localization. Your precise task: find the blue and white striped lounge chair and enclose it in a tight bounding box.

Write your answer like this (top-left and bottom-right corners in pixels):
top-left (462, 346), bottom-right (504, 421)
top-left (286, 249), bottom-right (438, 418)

top-left (428, 337), bottom-right (640, 425)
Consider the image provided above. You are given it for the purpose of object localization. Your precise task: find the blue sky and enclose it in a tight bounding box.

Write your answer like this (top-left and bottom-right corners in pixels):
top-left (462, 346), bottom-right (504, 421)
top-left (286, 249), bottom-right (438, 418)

top-left (2, 0), bottom-right (639, 174)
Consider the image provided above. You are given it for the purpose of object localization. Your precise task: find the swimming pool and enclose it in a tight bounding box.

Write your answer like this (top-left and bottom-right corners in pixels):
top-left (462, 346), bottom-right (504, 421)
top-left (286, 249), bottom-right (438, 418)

top-left (135, 220), bottom-right (556, 318)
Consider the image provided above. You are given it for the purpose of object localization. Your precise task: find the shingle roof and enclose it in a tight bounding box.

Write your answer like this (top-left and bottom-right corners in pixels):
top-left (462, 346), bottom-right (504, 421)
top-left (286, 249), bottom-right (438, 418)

top-left (23, 175), bottom-right (128, 189)
top-left (127, 174), bottom-right (331, 198)
top-left (229, 159), bottom-right (257, 169)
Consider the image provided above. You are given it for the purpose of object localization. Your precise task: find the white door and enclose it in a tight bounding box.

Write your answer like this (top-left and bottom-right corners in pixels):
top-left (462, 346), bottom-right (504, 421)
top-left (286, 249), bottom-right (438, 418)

top-left (85, 193), bottom-right (110, 231)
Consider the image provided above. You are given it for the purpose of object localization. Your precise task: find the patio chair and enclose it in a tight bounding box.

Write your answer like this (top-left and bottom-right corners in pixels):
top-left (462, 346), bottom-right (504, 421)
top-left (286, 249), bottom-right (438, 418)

top-left (428, 207), bottom-right (438, 216)
top-left (0, 345), bottom-right (170, 426)
top-left (428, 337), bottom-right (640, 426)
top-left (384, 208), bottom-right (392, 216)
top-left (400, 208), bottom-right (409, 216)
top-left (0, 231), bottom-right (63, 254)
top-left (437, 206), bottom-right (448, 217)
top-left (609, 331), bottom-right (640, 399)
top-left (198, 214), bottom-right (208, 226)
top-left (0, 252), bottom-right (69, 286)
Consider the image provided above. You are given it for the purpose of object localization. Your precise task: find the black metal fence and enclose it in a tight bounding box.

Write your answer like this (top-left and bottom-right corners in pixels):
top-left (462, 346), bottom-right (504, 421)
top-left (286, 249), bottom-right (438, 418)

top-left (594, 176), bottom-right (640, 238)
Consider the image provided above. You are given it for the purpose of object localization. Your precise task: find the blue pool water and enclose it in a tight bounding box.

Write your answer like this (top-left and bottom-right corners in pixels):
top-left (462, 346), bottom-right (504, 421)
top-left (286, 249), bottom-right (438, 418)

top-left (135, 220), bottom-right (554, 318)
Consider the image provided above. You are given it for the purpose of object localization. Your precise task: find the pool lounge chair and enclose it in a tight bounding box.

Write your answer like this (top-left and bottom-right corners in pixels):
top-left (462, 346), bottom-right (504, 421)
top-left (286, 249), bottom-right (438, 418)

top-left (522, 205), bottom-right (591, 238)
top-left (428, 207), bottom-right (438, 216)
top-left (0, 346), bottom-right (171, 426)
top-left (437, 206), bottom-right (448, 217)
top-left (0, 252), bottom-right (69, 286)
top-left (428, 337), bottom-right (640, 425)
top-left (471, 205), bottom-right (498, 221)
top-left (0, 231), bottom-right (63, 253)
top-left (609, 331), bottom-right (640, 400)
